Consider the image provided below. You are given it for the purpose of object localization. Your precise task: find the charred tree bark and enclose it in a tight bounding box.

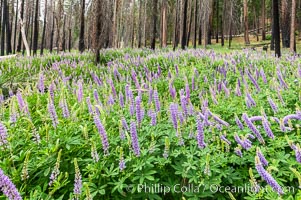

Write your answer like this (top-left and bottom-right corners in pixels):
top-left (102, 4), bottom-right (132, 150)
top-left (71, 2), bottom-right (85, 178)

top-left (261, 0), bottom-right (266, 40)
top-left (151, 0), bottom-right (158, 50)
top-left (290, 0), bottom-right (296, 52)
top-left (273, 0), bottom-right (281, 57)
top-left (33, 0), bottom-right (39, 55)
top-left (16, 0), bottom-right (24, 52)
top-left (79, 0), bottom-right (85, 52)
top-left (193, 0), bottom-right (197, 48)
top-left (187, 0), bottom-right (193, 47)
top-left (181, 0), bottom-right (188, 49)
top-left (13, 0), bottom-right (19, 53)
top-left (162, 0), bottom-right (167, 47)
top-left (243, 0), bottom-right (250, 45)
top-left (173, 0), bottom-right (179, 50)
top-left (40, 0), bottom-right (47, 55)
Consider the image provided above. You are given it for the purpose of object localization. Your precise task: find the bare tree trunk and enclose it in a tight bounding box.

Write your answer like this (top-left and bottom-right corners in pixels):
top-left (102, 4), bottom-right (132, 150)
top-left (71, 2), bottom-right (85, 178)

top-left (151, 0), bottom-right (158, 50)
top-left (94, 0), bottom-right (103, 63)
top-left (187, 0), bottom-right (193, 47)
top-left (228, 1), bottom-right (233, 48)
top-left (40, 0), bottom-right (47, 55)
top-left (138, 0), bottom-right (142, 48)
top-left (62, 15), bottom-right (66, 51)
top-left (162, 0), bottom-right (167, 47)
top-left (215, 0), bottom-right (219, 43)
top-left (131, 0), bottom-right (135, 48)
top-left (173, 0), bottom-right (179, 50)
top-left (261, 0), bottom-right (266, 40)
top-left (243, 0), bottom-right (250, 45)
top-left (198, 0), bottom-right (202, 45)
top-left (273, 0), bottom-right (281, 57)
top-left (16, 0), bottom-right (24, 52)
top-left (32, 0), bottom-right (39, 55)
top-left (13, 0), bottom-right (19, 53)
top-left (181, 0), bottom-right (188, 49)
top-left (4, 0), bottom-right (12, 55)
top-left (18, 0), bottom-right (30, 56)
top-left (50, 8), bottom-right (55, 53)
top-left (254, 6), bottom-right (259, 42)
top-left (290, 0), bottom-right (296, 52)
top-left (1, 0), bottom-right (5, 56)
top-left (193, 0), bottom-right (197, 48)
top-left (221, 0), bottom-right (226, 46)
top-left (281, 0), bottom-right (290, 48)
top-left (143, 0), bottom-right (147, 47)
top-left (79, 0), bottom-right (85, 52)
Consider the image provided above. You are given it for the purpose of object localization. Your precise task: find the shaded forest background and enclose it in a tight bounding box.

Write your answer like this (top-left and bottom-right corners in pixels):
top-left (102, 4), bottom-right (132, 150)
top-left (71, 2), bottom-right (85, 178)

top-left (0, 0), bottom-right (301, 60)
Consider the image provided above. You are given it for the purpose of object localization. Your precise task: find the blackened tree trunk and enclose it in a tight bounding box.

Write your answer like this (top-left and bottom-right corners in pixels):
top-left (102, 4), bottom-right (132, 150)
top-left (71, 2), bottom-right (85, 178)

top-left (273, 0), bottom-right (281, 57)
top-left (181, 0), bottom-right (188, 49)
top-left (40, 0), bottom-right (47, 55)
top-left (1, 0), bottom-right (5, 56)
top-left (94, 0), bottom-right (103, 63)
top-left (3, 0), bottom-right (12, 55)
top-left (79, 0), bottom-right (85, 52)
top-left (33, 0), bottom-right (39, 55)
top-left (17, 0), bottom-right (24, 52)
top-left (50, 8), bottom-right (55, 53)
top-left (173, 0), bottom-right (179, 51)
top-left (281, 0), bottom-right (290, 48)
top-left (13, 0), bottom-right (19, 53)
top-left (215, 0), bottom-right (219, 43)
top-left (162, 0), bottom-right (167, 47)
top-left (138, 0), bottom-right (142, 48)
top-left (261, 0), bottom-right (266, 40)
top-left (151, 0), bottom-right (158, 50)
top-left (198, 0), bottom-right (202, 45)
top-left (193, 0), bottom-right (197, 48)
top-left (186, 0), bottom-right (193, 47)
top-left (221, 0), bottom-right (226, 46)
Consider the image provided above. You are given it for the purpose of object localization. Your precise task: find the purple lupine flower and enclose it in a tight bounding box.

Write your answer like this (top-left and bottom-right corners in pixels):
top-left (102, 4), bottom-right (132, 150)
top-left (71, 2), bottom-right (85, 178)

top-left (121, 117), bottom-right (129, 131)
top-left (196, 116), bottom-right (206, 149)
top-left (174, 64), bottom-right (179, 75)
top-left (255, 156), bottom-right (283, 194)
top-left (283, 114), bottom-right (301, 125)
top-left (180, 95), bottom-right (188, 117)
top-left (0, 122), bottom-right (8, 146)
top-left (77, 80), bottom-right (83, 103)
top-left (242, 113), bottom-right (265, 144)
top-left (107, 94), bottom-right (115, 106)
top-left (119, 156), bottom-right (126, 171)
top-left (293, 145), bottom-right (301, 163)
top-left (119, 91), bottom-right (124, 108)
top-left (235, 115), bottom-right (244, 130)
top-left (148, 88), bottom-right (153, 104)
top-left (135, 96), bottom-right (142, 125)
top-left (48, 98), bottom-right (59, 128)
top-left (130, 121), bottom-right (140, 156)
top-left (222, 82), bottom-right (230, 98)
top-left (178, 110), bottom-right (184, 125)
top-left (38, 72), bottom-right (45, 93)
top-left (60, 98), bottom-right (70, 118)
top-left (0, 168), bottom-right (22, 200)
top-left (91, 142), bottom-right (99, 163)
top-left (86, 97), bottom-right (93, 114)
top-left (256, 148), bottom-right (268, 166)
top-left (191, 76), bottom-right (195, 91)
top-left (93, 113), bottom-right (109, 155)
top-left (268, 97), bottom-right (278, 114)
top-left (260, 68), bottom-right (267, 84)
top-left (93, 89), bottom-right (100, 104)
top-left (247, 71), bottom-right (261, 92)
top-left (73, 160), bottom-right (82, 199)
top-left (212, 114), bottom-right (230, 127)
top-left (249, 116), bottom-right (263, 122)
top-left (16, 91), bottom-right (30, 116)
top-left (149, 109), bottom-right (156, 126)
top-left (153, 90), bottom-right (160, 112)
top-left (234, 134), bottom-right (252, 150)
top-left (276, 70), bottom-right (288, 89)
top-left (246, 93), bottom-right (256, 107)
top-left (169, 103), bottom-right (178, 130)
top-left (109, 80), bottom-right (117, 98)
top-left (246, 133), bottom-right (256, 140)
top-left (220, 135), bottom-right (231, 145)
top-left (234, 147), bottom-right (243, 157)
top-left (262, 118), bottom-right (275, 139)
